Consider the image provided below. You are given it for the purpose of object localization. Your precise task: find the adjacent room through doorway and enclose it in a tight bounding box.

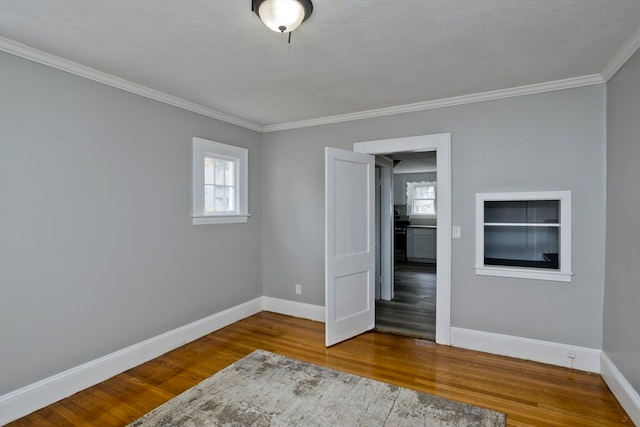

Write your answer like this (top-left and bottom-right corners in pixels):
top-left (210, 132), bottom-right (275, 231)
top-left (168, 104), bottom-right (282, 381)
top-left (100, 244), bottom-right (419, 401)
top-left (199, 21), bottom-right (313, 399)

top-left (339, 132), bottom-right (451, 348)
top-left (375, 151), bottom-right (437, 340)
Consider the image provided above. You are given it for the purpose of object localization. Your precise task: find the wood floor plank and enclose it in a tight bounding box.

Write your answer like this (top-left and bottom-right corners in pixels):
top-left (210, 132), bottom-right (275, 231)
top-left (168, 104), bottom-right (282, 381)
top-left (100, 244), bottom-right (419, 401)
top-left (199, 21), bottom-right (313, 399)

top-left (6, 312), bottom-right (633, 426)
top-left (376, 261), bottom-right (436, 338)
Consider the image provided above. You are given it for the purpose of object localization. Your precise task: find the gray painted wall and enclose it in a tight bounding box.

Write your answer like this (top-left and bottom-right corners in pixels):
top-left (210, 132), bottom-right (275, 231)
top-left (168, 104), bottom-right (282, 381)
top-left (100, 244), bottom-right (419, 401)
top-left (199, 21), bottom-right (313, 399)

top-left (0, 53), bottom-right (262, 394)
top-left (604, 48), bottom-right (640, 392)
top-left (2, 47), bottom-right (625, 398)
top-left (261, 85), bottom-right (607, 349)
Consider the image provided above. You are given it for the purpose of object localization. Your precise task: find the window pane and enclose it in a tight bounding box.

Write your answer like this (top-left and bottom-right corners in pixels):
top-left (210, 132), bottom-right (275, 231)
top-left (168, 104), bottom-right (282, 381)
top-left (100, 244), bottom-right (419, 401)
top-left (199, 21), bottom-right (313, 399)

top-left (225, 161), bottom-right (235, 186)
top-left (413, 185), bottom-right (435, 201)
top-left (227, 186), bottom-right (235, 211)
top-left (220, 186), bottom-right (229, 211)
top-left (215, 185), bottom-right (225, 211)
top-left (207, 161), bottom-right (236, 213)
top-left (204, 158), bottom-right (214, 185)
top-left (206, 185), bottom-right (236, 213)
top-left (214, 159), bottom-right (225, 184)
top-left (414, 200), bottom-right (435, 214)
top-left (204, 185), bottom-right (214, 212)
top-left (426, 186), bottom-right (435, 199)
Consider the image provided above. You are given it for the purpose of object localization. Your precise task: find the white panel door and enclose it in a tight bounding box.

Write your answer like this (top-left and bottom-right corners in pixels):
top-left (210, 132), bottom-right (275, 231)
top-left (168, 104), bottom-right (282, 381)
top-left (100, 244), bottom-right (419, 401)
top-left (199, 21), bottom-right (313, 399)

top-left (325, 147), bottom-right (375, 347)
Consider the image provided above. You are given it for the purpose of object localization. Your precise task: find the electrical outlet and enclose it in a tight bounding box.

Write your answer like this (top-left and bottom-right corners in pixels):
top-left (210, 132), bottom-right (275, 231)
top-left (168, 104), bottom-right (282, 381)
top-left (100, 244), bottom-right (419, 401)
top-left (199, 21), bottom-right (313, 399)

top-left (295, 284), bottom-right (302, 295)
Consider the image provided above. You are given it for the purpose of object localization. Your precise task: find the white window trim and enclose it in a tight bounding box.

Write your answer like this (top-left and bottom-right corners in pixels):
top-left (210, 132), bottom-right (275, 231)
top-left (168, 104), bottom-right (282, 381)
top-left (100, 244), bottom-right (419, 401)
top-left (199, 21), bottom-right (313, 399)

top-left (475, 190), bottom-right (573, 282)
top-left (192, 137), bottom-right (249, 225)
top-left (407, 180), bottom-right (437, 217)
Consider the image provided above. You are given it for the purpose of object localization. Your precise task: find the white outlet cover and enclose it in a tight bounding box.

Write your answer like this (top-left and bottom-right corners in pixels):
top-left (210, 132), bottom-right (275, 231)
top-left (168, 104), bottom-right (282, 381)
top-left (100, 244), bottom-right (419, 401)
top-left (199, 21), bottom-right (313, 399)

top-left (452, 226), bottom-right (461, 239)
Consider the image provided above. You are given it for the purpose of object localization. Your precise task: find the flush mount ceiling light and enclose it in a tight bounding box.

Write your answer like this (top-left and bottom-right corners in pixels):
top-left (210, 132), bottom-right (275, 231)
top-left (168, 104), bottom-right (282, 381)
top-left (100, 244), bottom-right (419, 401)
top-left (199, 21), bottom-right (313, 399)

top-left (252, 0), bottom-right (313, 36)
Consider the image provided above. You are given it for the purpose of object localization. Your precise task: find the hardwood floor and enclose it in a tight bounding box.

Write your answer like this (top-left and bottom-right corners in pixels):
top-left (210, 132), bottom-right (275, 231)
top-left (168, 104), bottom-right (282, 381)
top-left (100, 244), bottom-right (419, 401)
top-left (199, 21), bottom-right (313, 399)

top-left (376, 262), bottom-right (436, 339)
top-left (7, 312), bottom-right (632, 426)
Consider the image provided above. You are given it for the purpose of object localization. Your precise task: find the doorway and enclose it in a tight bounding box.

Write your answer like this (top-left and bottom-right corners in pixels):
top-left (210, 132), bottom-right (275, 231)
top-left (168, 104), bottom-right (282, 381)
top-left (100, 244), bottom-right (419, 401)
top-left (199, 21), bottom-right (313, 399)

top-left (354, 133), bottom-right (451, 346)
top-left (375, 151), bottom-right (437, 339)
top-left (323, 134), bottom-right (451, 348)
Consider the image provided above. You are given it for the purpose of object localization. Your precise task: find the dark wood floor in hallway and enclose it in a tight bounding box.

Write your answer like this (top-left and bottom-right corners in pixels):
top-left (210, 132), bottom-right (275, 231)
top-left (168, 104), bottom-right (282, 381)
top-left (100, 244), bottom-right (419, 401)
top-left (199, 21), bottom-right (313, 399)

top-left (376, 261), bottom-right (436, 339)
top-left (7, 312), bottom-right (632, 426)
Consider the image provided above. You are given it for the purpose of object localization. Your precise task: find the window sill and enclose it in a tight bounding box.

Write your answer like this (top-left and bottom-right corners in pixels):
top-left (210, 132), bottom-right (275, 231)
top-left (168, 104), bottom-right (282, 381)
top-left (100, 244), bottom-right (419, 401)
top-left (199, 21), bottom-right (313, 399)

top-left (192, 214), bottom-right (249, 225)
top-left (475, 265), bottom-right (573, 282)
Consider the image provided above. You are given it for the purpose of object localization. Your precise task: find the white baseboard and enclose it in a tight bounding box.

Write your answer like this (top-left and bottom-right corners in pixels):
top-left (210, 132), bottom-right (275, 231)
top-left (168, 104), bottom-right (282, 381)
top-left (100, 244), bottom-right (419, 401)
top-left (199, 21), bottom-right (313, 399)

top-left (450, 327), bottom-right (601, 373)
top-left (6, 300), bottom-right (634, 425)
top-left (262, 297), bottom-right (325, 323)
top-left (0, 297), bottom-right (263, 425)
top-left (600, 352), bottom-right (640, 425)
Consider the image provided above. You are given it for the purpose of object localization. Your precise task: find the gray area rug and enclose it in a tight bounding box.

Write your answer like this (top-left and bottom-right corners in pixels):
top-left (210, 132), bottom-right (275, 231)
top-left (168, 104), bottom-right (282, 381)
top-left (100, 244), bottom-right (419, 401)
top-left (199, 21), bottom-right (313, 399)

top-left (128, 350), bottom-right (506, 426)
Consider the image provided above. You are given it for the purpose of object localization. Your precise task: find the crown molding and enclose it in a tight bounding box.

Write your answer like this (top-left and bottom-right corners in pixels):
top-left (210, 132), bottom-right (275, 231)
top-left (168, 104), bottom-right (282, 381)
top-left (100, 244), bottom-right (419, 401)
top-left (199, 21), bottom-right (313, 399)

top-left (2, 35), bottom-right (622, 135)
top-left (601, 25), bottom-right (640, 81)
top-left (262, 74), bottom-right (604, 132)
top-left (0, 37), bottom-right (263, 132)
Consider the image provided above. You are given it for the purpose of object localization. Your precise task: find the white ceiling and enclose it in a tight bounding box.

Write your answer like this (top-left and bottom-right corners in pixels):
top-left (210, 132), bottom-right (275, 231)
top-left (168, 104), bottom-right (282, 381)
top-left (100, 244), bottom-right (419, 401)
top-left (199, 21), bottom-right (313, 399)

top-left (393, 152), bottom-right (437, 174)
top-left (1, 1), bottom-right (639, 130)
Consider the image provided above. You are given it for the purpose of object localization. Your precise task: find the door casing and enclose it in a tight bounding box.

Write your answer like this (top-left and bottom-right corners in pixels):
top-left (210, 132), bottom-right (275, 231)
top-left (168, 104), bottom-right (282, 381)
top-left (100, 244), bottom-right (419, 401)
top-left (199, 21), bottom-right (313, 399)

top-left (376, 156), bottom-right (394, 301)
top-left (354, 133), bottom-right (452, 345)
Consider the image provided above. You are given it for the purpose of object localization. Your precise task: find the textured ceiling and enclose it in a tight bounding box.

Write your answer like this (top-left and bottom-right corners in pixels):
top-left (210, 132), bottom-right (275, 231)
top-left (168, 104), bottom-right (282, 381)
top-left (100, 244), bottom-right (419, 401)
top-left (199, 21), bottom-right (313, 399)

top-left (1, 0), bottom-right (639, 128)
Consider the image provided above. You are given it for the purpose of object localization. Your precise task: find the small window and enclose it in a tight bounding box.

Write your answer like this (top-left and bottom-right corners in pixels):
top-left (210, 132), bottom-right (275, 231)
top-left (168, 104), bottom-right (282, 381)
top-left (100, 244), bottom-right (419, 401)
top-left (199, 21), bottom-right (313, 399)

top-left (475, 191), bottom-right (572, 282)
top-left (193, 137), bottom-right (248, 225)
top-left (204, 157), bottom-right (235, 213)
top-left (407, 181), bottom-right (436, 216)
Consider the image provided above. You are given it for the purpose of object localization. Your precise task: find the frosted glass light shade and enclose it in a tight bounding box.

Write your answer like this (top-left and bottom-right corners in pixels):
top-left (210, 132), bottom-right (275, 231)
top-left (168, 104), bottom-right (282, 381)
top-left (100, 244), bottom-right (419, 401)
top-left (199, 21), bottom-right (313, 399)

top-left (258, 0), bottom-right (307, 33)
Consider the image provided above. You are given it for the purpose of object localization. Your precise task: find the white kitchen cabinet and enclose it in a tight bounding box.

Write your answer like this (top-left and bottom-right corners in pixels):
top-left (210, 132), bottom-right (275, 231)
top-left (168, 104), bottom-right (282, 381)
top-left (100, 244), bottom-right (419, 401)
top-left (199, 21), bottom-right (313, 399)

top-left (406, 227), bottom-right (437, 262)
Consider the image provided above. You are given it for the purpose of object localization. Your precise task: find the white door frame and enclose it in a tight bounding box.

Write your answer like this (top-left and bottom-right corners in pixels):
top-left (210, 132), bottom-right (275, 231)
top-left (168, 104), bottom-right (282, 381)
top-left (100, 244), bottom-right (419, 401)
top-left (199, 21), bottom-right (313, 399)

top-left (354, 133), bottom-right (452, 345)
top-left (375, 156), bottom-right (394, 301)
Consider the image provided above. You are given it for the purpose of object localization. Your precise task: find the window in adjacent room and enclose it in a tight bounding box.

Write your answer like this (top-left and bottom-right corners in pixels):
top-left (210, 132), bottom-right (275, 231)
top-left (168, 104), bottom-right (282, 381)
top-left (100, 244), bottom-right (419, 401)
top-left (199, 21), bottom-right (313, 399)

top-left (475, 191), bottom-right (572, 282)
top-left (407, 181), bottom-right (436, 216)
top-left (192, 137), bottom-right (248, 225)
